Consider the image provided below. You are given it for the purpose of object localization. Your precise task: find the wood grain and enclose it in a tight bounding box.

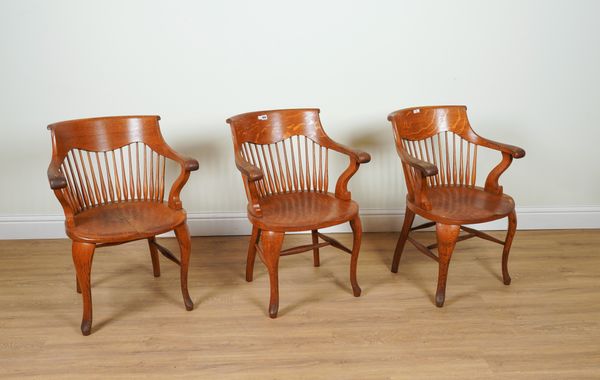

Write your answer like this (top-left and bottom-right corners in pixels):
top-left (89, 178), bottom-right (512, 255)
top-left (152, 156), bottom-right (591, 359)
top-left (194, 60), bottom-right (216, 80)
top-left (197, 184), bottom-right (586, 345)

top-left (227, 109), bottom-right (370, 317)
top-left (1, 231), bottom-right (599, 379)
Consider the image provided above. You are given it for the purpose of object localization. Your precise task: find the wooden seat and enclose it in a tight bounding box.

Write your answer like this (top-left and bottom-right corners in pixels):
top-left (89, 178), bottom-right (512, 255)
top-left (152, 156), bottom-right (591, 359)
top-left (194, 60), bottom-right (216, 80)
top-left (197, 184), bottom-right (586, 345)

top-left (411, 186), bottom-right (515, 225)
top-left (68, 201), bottom-right (187, 243)
top-left (248, 193), bottom-right (359, 232)
top-left (227, 108), bottom-right (370, 318)
top-left (388, 106), bottom-right (525, 307)
top-left (47, 115), bottom-right (198, 335)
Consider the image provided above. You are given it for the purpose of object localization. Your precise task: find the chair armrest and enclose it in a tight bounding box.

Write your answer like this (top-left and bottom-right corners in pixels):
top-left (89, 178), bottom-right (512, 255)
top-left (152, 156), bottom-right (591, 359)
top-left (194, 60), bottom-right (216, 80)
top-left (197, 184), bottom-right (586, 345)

top-left (402, 154), bottom-right (439, 177)
top-left (328, 140), bottom-right (370, 200)
top-left (235, 154), bottom-right (263, 182)
top-left (164, 149), bottom-right (198, 210)
top-left (47, 161), bottom-right (67, 190)
top-left (475, 135), bottom-right (525, 159)
top-left (172, 153), bottom-right (199, 172)
top-left (47, 159), bottom-right (75, 226)
top-left (328, 141), bottom-right (371, 164)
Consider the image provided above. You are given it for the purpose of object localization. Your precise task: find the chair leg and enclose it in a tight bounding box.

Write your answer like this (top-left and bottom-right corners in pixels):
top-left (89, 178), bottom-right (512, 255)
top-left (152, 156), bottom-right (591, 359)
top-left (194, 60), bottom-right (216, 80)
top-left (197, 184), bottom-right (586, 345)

top-left (147, 237), bottom-right (161, 277)
top-left (311, 229), bottom-right (320, 267)
top-left (502, 210), bottom-right (517, 285)
top-left (174, 224), bottom-right (193, 311)
top-left (72, 241), bottom-right (95, 336)
top-left (246, 226), bottom-right (261, 282)
top-left (258, 231), bottom-right (284, 318)
top-left (391, 207), bottom-right (415, 273)
top-left (435, 223), bottom-right (460, 308)
top-left (76, 275), bottom-right (81, 293)
top-left (349, 216), bottom-right (363, 297)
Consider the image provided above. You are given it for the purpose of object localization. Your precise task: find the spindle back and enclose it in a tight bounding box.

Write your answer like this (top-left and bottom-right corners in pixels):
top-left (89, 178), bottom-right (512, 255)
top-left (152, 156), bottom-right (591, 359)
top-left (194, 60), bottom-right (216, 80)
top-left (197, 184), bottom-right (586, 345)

top-left (388, 106), bottom-right (481, 188)
top-left (48, 116), bottom-right (176, 213)
top-left (227, 109), bottom-right (334, 196)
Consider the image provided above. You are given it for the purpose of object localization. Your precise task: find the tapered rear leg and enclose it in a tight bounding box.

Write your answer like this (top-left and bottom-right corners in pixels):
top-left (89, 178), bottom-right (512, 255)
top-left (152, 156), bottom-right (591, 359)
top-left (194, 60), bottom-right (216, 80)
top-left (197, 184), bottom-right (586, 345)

top-left (311, 230), bottom-right (320, 267)
top-left (174, 224), bottom-right (193, 311)
top-left (246, 225), bottom-right (261, 282)
top-left (502, 210), bottom-right (517, 285)
top-left (72, 241), bottom-right (95, 336)
top-left (349, 216), bottom-right (363, 297)
top-left (258, 231), bottom-right (284, 318)
top-left (435, 223), bottom-right (460, 307)
top-left (391, 208), bottom-right (415, 273)
top-left (147, 237), bottom-right (161, 277)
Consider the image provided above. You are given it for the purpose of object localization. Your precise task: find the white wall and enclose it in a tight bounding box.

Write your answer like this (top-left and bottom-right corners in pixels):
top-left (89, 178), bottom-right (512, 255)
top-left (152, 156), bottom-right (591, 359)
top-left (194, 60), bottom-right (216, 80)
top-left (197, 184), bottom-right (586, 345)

top-left (0, 0), bottom-right (599, 237)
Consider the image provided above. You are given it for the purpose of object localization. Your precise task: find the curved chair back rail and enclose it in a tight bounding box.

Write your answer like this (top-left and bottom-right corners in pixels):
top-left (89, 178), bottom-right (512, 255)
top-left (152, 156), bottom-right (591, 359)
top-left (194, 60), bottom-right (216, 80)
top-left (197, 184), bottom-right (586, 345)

top-left (387, 105), bottom-right (525, 308)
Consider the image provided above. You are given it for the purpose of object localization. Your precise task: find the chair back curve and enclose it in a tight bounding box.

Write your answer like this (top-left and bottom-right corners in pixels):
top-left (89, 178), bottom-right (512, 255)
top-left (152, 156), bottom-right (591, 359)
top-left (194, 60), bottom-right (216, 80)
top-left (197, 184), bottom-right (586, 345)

top-left (48, 115), bottom-right (179, 213)
top-left (227, 109), bottom-right (334, 196)
top-left (388, 105), bottom-right (480, 188)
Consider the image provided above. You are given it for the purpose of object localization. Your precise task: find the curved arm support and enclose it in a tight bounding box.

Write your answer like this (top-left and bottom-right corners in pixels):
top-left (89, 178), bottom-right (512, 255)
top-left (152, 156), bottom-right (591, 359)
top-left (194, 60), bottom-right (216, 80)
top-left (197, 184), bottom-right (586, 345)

top-left (164, 147), bottom-right (198, 210)
top-left (234, 153), bottom-right (263, 217)
top-left (329, 140), bottom-right (371, 201)
top-left (396, 149), bottom-right (437, 210)
top-left (47, 160), bottom-right (75, 227)
top-left (235, 154), bottom-right (263, 182)
top-left (484, 152), bottom-right (513, 195)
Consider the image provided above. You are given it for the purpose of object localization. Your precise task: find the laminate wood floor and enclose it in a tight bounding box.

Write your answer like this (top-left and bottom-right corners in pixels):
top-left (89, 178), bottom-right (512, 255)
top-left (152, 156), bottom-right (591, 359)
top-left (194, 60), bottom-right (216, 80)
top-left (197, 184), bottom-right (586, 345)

top-left (0, 230), bottom-right (599, 379)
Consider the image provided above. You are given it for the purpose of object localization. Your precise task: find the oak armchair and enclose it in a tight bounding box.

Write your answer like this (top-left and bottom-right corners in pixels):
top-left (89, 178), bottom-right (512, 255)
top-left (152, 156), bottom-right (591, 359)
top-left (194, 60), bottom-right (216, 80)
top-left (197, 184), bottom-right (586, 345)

top-left (388, 106), bottom-right (525, 307)
top-left (47, 115), bottom-right (198, 335)
top-left (227, 108), bottom-right (370, 318)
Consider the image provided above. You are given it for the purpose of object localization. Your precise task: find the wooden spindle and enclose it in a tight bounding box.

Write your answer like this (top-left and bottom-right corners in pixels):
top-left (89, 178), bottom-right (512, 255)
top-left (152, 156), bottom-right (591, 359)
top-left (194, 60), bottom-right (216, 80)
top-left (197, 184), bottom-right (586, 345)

top-left (127, 145), bottom-right (135, 200)
top-left (444, 132), bottom-right (451, 184)
top-left (304, 137), bottom-right (311, 191)
top-left (77, 150), bottom-right (96, 206)
top-left (63, 159), bottom-right (82, 212)
top-left (288, 138), bottom-right (298, 191)
top-left (149, 150), bottom-right (155, 201)
top-left (297, 136), bottom-right (305, 191)
top-left (67, 154), bottom-right (85, 210)
top-left (324, 148), bottom-right (329, 192)
top-left (465, 142), bottom-right (471, 186)
top-left (70, 152), bottom-right (90, 208)
top-left (459, 137), bottom-right (464, 186)
top-left (265, 145), bottom-right (279, 193)
top-left (111, 150), bottom-right (122, 202)
top-left (281, 140), bottom-right (293, 192)
top-left (86, 151), bottom-right (102, 204)
top-left (135, 143), bottom-right (142, 200)
top-left (160, 154), bottom-right (166, 200)
top-left (452, 133), bottom-right (457, 185)
top-left (119, 148), bottom-right (128, 200)
top-left (429, 137), bottom-right (439, 187)
top-left (471, 145), bottom-right (478, 186)
top-left (437, 134), bottom-right (446, 185)
top-left (95, 152), bottom-right (108, 203)
top-left (103, 152), bottom-right (115, 202)
top-left (312, 140), bottom-right (317, 191)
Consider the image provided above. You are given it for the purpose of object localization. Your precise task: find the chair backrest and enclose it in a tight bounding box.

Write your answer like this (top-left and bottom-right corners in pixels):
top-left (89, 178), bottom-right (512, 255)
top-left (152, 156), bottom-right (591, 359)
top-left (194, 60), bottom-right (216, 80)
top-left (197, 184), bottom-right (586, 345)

top-left (227, 109), bottom-right (333, 196)
top-left (388, 106), bottom-right (479, 188)
top-left (48, 116), bottom-right (173, 212)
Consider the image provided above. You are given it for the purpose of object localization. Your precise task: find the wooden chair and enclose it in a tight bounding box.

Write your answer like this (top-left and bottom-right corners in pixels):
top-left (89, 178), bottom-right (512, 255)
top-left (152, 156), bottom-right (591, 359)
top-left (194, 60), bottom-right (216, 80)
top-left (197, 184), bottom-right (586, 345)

top-left (387, 106), bottom-right (525, 307)
top-left (47, 116), bottom-right (198, 335)
top-left (226, 109), bottom-right (371, 318)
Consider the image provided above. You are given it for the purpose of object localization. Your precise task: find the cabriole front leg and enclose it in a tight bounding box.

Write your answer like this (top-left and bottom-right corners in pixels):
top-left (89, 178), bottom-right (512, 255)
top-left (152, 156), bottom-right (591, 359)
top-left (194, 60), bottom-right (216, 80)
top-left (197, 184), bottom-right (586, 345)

top-left (174, 224), bottom-right (193, 311)
top-left (349, 216), bottom-right (363, 297)
top-left (502, 210), bottom-right (517, 285)
top-left (258, 231), bottom-right (284, 318)
top-left (434, 223), bottom-right (460, 307)
top-left (72, 241), bottom-right (95, 336)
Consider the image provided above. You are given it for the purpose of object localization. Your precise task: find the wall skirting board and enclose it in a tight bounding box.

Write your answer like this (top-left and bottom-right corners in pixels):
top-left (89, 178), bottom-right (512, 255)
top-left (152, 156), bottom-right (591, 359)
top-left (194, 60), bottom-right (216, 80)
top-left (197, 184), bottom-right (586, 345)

top-left (0, 206), bottom-right (599, 240)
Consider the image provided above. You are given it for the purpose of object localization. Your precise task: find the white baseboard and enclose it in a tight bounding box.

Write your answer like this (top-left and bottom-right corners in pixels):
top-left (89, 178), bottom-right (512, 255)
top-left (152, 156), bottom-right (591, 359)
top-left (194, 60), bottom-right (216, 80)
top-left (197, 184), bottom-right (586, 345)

top-left (0, 206), bottom-right (598, 240)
